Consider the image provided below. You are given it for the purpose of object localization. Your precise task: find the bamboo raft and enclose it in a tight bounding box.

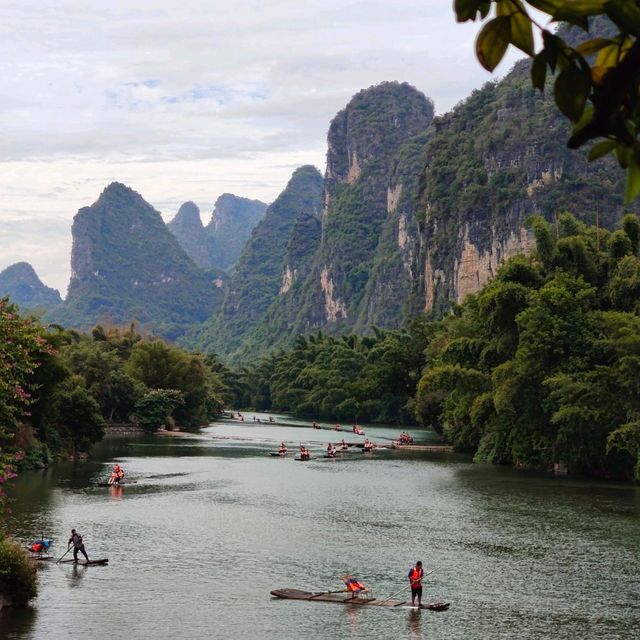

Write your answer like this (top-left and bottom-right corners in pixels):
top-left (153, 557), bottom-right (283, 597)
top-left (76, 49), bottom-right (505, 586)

top-left (96, 479), bottom-right (137, 487)
top-left (59, 558), bottom-right (109, 566)
top-left (391, 443), bottom-right (453, 452)
top-left (270, 589), bottom-right (449, 611)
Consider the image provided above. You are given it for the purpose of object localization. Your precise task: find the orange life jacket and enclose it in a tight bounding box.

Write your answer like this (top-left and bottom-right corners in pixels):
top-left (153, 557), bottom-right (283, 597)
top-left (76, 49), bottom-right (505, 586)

top-left (410, 567), bottom-right (423, 586)
top-left (346, 579), bottom-right (365, 592)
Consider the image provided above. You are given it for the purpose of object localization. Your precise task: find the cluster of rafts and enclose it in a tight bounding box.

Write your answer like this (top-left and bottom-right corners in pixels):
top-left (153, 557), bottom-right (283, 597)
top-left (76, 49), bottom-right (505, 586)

top-left (270, 440), bottom-right (376, 461)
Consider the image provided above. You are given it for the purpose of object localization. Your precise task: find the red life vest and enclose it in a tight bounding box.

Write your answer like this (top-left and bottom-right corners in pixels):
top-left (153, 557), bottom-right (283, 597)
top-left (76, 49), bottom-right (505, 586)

top-left (410, 567), bottom-right (423, 587)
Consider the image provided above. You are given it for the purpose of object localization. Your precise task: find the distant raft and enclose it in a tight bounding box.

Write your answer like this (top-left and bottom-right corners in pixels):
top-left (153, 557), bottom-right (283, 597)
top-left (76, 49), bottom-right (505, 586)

top-left (270, 589), bottom-right (449, 611)
top-left (96, 479), bottom-right (137, 487)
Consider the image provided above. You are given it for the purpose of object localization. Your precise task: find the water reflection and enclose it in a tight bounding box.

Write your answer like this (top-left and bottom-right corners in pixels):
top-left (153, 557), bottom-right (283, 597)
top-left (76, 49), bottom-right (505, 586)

top-left (406, 608), bottom-right (422, 639)
top-left (108, 486), bottom-right (124, 501)
top-left (0, 605), bottom-right (37, 639)
top-left (66, 564), bottom-right (87, 587)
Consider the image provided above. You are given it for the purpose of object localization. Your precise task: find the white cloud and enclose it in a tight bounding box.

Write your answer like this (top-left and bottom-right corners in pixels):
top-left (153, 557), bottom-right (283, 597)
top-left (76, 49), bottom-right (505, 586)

top-left (0, 0), bottom-right (527, 294)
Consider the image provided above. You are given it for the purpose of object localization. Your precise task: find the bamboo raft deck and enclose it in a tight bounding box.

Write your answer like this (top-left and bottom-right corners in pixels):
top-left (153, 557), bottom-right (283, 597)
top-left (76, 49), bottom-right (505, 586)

top-left (271, 589), bottom-right (449, 611)
top-left (59, 558), bottom-right (109, 566)
top-left (391, 443), bottom-right (454, 452)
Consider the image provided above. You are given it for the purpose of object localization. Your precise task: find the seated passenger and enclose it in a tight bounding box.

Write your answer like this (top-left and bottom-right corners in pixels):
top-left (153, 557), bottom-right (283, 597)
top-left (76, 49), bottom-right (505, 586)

top-left (342, 575), bottom-right (370, 598)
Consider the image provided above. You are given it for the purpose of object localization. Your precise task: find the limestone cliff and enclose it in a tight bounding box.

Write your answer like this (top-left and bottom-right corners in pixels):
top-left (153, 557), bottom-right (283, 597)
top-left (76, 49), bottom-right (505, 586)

top-left (168, 195), bottom-right (267, 271)
top-left (413, 58), bottom-right (629, 316)
top-left (297, 82), bottom-right (435, 334)
top-left (205, 194), bottom-right (267, 270)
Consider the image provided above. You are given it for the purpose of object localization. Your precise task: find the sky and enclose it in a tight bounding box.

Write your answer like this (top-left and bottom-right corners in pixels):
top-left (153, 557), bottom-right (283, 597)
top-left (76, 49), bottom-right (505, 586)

top-left (0, 0), bottom-right (528, 295)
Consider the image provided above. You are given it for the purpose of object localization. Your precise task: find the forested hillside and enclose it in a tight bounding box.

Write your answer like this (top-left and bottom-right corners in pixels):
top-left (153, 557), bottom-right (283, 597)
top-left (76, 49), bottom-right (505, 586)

top-left (186, 166), bottom-right (324, 359)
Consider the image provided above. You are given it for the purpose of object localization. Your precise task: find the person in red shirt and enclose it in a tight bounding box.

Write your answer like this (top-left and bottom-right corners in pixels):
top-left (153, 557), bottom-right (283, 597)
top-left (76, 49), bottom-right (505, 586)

top-left (408, 561), bottom-right (424, 607)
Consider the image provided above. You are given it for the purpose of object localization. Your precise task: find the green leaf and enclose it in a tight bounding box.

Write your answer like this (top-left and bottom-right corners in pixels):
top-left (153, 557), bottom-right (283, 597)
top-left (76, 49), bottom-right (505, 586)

top-left (531, 51), bottom-right (548, 91)
top-left (454, 0), bottom-right (486, 22)
top-left (476, 16), bottom-right (511, 72)
top-left (510, 10), bottom-right (535, 55)
top-left (615, 145), bottom-right (632, 169)
top-left (542, 30), bottom-right (560, 72)
top-left (625, 156), bottom-right (640, 203)
top-left (553, 0), bottom-right (606, 18)
top-left (554, 68), bottom-right (591, 122)
top-left (573, 104), bottom-right (594, 132)
top-left (587, 139), bottom-right (617, 161)
top-left (574, 37), bottom-right (614, 56)
top-left (605, 0), bottom-right (640, 33)
top-left (527, 0), bottom-right (564, 13)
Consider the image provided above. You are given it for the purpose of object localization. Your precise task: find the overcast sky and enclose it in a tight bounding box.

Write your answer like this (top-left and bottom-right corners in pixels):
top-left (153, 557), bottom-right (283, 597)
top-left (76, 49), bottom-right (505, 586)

top-left (0, 0), bottom-right (527, 294)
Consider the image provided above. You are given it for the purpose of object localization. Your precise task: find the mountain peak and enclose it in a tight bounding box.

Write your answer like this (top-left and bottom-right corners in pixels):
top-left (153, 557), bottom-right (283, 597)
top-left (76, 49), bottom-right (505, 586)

top-left (0, 262), bottom-right (62, 310)
top-left (169, 202), bottom-right (204, 230)
top-left (167, 202), bottom-right (208, 268)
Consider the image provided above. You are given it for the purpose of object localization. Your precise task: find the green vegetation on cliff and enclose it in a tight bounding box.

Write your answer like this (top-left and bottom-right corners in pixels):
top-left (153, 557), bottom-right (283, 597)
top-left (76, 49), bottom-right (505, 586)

top-left (167, 195), bottom-right (267, 271)
top-left (416, 55), bottom-right (629, 316)
top-left (415, 212), bottom-right (640, 480)
top-left (185, 166), bottom-right (324, 359)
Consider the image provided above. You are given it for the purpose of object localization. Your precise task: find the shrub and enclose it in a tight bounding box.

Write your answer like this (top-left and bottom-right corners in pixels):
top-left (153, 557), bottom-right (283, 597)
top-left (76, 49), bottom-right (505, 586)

top-left (0, 537), bottom-right (37, 606)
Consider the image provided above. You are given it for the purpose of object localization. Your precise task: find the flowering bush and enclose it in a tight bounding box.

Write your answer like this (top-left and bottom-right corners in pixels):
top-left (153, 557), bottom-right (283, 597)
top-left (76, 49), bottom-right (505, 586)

top-left (0, 298), bottom-right (52, 520)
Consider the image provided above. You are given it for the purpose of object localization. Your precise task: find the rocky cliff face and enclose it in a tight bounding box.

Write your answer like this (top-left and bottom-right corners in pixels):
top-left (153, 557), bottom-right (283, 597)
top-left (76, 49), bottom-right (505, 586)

top-left (186, 166), bottom-right (324, 357)
top-left (46, 182), bottom-right (227, 339)
top-left (413, 59), bottom-right (627, 316)
top-left (0, 262), bottom-right (62, 311)
top-left (184, 83), bottom-right (435, 360)
top-left (166, 202), bottom-right (210, 268)
top-left (294, 81), bottom-right (434, 334)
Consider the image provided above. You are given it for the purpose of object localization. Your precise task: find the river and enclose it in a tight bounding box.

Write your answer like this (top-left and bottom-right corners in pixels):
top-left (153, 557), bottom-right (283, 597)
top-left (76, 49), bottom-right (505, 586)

top-left (1, 414), bottom-right (639, 640)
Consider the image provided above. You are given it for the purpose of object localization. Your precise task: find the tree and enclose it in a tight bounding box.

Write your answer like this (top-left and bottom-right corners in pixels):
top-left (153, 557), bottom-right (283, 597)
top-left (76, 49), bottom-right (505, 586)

top-left (0, 299), bottom-right (51, 516)
top-left (455, 0), bottom-right (640, 201)
top-left (45, 376), bottom-right (106, 452)
top-left (135, 389), bottom-right (184, 431)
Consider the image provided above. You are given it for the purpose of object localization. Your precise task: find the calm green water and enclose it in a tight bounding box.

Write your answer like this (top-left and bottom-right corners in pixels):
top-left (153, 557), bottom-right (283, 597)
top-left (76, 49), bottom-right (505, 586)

top-left (1, 414), bottom-right (639, 640)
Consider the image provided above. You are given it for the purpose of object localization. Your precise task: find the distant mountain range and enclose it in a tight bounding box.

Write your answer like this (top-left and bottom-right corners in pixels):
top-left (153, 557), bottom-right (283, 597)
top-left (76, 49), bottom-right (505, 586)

top-left (44, 183), bottom-right (229, 340)
top-left (3, 31), bottom-right (637, 355)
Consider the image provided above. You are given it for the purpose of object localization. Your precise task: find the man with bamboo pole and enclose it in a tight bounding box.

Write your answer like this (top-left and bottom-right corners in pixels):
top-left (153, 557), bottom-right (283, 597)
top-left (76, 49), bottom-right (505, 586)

top-left (408, 560), bottom-right (424, 607)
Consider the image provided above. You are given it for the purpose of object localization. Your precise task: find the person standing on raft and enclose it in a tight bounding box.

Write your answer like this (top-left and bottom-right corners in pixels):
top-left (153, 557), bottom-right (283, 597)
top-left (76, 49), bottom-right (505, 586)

top-left (408, 560), bottom-right (424, 607)
top-left (68, 529), bottom-right (89, 563)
